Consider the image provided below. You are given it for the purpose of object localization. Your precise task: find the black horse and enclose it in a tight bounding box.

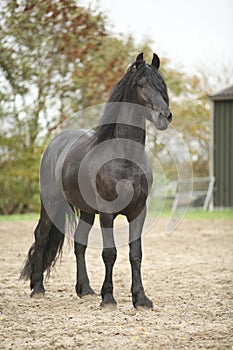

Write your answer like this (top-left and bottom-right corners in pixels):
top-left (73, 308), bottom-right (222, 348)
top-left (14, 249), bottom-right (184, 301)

top-left (21, 53), bottom-right (172, 309)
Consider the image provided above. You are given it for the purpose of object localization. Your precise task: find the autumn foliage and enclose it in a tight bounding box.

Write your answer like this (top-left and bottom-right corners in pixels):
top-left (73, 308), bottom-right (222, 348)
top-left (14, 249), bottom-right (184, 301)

top-left (0, 0), bottom-right (213, 214)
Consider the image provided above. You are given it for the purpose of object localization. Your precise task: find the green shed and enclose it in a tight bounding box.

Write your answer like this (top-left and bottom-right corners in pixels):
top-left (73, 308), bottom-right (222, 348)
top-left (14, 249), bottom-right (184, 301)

top-left (209, 85), bottom-right (233, 208)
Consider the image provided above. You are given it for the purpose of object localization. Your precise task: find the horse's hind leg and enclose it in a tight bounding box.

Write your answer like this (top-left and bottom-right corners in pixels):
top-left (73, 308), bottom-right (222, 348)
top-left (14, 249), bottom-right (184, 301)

top-left (30, 205), bottom-right (53, 297)
top-left (74, 211), bottom-right (95, 298)
top-left (99, 214), bottom-right (117, 308)
top-left (24, 202), bottom-right (65, 298)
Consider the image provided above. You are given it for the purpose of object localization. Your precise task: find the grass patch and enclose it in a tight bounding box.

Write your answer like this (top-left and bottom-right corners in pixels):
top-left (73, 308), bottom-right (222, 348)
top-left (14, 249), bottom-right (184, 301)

top-left (0, 213), bottom-right (39, 222)
top-left (148, 208), bottom-right (233, 220)
top-left (184, 208), bottom-right (233, 220)
top-left (0, 209), bottom-right (232, 222)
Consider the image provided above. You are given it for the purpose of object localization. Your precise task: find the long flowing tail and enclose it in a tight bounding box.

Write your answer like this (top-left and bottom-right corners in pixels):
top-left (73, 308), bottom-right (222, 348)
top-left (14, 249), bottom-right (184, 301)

top-left (20, 202), bottom-right (75, 281)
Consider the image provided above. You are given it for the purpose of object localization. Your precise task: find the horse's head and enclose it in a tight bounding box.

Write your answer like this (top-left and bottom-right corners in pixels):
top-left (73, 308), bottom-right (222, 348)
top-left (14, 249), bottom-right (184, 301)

top-left (129, 53), bottom-right (172, 130)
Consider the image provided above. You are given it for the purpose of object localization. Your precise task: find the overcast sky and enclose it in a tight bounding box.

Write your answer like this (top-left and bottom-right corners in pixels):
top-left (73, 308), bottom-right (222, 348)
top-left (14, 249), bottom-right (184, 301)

top-left (80, 0), bottom-right (233, 79)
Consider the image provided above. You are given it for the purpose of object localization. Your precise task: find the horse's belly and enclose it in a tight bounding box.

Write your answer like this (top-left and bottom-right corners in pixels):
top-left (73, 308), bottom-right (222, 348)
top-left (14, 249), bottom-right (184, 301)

top-left (61, 136), bottom-right (99, 213)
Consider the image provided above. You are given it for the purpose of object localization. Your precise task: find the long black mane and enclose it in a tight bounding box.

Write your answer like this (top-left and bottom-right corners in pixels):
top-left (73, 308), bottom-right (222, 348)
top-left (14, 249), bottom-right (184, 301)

top-left (93, 58), bottom-right (169, 145)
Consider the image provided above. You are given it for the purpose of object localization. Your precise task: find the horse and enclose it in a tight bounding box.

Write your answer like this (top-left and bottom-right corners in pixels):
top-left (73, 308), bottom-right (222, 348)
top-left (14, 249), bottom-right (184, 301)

top-left (20, 53), bottom-right (172, 309)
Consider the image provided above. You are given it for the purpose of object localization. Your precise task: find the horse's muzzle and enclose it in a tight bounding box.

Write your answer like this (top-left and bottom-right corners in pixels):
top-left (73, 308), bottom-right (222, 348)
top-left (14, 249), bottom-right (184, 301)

top-left (167, 112), bottom-right (172, 123)
top-left (152, 111), bottom-right (172, 130)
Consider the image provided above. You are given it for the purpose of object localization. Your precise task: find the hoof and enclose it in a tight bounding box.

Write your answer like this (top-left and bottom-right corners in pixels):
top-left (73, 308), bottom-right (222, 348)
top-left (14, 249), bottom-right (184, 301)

top-left (134, 295), bottom-right (153, 310)
top-left (30, 286), bottom-right (45, 299)
top-left (100, 294), bottom-right (117, 309)
top-left (30, 292), bottom-right (45, 299)
top-left (100, 301), bottom-right (117, 310)
top-left (76, 285), bottom-right (95, 299)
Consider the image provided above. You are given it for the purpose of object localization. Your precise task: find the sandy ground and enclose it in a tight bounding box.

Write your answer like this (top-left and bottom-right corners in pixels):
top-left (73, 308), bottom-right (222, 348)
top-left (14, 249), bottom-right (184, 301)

top-left (0, 217), bottom-right (233, 349)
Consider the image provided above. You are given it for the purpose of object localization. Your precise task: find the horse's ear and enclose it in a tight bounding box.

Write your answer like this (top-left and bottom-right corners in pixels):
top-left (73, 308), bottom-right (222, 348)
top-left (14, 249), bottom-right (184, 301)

top-left (151, 53), bottom-right (160, 69)
top-left (136, 52), bottom-right (144, 68)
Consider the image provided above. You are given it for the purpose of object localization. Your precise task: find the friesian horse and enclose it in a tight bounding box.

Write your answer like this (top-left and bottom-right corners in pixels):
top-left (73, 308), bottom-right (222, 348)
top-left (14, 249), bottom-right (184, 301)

top-left (21, 53), bottom-right (172, 309)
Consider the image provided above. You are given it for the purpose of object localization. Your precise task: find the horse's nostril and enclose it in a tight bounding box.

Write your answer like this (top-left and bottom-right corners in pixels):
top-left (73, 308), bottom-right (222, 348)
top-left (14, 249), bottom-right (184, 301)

top-left (167, 113), bottom-right (172, 122)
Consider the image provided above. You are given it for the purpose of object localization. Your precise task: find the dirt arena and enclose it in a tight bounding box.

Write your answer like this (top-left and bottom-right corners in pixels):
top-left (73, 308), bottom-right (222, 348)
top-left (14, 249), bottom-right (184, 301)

top-left (0, 217), bottom-right (232, 349)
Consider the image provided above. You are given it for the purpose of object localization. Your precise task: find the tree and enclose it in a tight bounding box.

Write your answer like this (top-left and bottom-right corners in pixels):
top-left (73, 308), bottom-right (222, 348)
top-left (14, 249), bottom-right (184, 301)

top-left (1, 1), bottom-right (228, 214)
top-left (0, 0), bottom-right (140, 213)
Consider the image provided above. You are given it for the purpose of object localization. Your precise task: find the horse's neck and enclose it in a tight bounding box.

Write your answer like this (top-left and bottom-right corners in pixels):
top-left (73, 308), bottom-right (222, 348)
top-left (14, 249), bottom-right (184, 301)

top-left (114, 105), bottom-right (146, 145)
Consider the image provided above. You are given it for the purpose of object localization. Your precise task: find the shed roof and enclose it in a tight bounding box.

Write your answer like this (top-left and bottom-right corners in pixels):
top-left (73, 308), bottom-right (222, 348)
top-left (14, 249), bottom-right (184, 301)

top-left (209, 85), bottom-right (233, 101)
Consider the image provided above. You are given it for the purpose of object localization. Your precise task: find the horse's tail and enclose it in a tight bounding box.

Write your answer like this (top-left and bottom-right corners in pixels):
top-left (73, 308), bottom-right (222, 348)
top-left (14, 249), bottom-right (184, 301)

top-left (20, 201), bottom-right (75, 281)
top-left (20, 240), bottom-right (36, 281)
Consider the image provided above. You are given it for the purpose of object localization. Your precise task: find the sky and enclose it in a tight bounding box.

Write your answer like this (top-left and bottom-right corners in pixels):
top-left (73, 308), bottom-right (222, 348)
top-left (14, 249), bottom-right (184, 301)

top-left (80, 0), bottom-right (233, 80)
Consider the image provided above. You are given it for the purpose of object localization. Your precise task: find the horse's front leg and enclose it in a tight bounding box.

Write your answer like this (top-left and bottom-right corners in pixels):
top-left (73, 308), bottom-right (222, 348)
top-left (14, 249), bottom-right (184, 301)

top-left (128, 208), bottom-right (153, 309)
top-left (100, 214), bottom-right (117, 308)
top-left (74, 211), bottom-right (95, 298)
